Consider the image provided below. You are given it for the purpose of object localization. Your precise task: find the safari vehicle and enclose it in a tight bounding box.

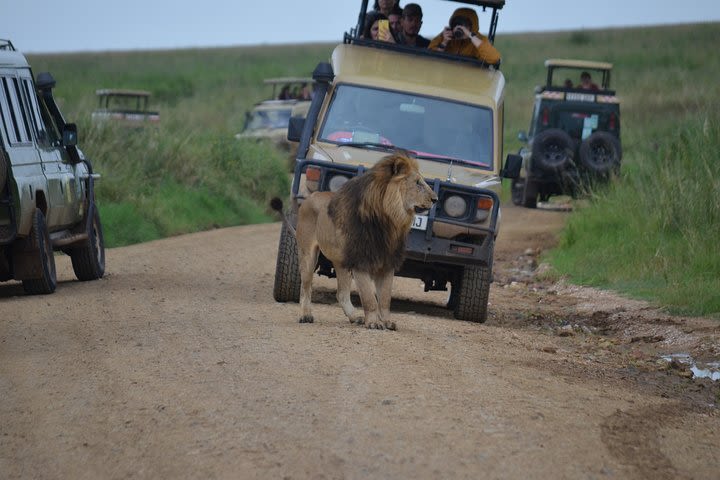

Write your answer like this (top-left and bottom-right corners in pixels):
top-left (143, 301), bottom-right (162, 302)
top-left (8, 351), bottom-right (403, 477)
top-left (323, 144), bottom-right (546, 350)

top-left (91, 88), bottom-right (160, 126)
top-left (0, 39), bottom-right (105, 294)
top-left (272, 1), bottom-right (522, 323)
top-left (513, 59), bottom-right (621, 208)
top-left (235, 77), bottom-right (314, 151)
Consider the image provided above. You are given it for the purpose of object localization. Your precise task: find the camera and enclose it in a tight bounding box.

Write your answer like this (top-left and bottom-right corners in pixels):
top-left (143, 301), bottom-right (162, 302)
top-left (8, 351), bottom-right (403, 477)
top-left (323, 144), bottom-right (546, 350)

top-left (452, 27), bottom-right (464, 39)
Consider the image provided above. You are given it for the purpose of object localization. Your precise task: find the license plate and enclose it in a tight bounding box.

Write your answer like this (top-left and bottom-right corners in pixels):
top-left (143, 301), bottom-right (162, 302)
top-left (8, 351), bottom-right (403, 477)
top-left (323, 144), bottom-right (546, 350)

top-left (566, 92), bottom-right (595, 102)
top-left (411, 215), bottom-right (428, 231)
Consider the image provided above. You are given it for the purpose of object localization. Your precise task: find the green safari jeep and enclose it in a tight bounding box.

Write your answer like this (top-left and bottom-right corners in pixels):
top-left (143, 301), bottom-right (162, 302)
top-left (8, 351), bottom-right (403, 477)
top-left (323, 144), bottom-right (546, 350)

top-left (0, 39), bottom-right (105, 294)
top-left (513, 59), bottom-right (621, 208)
top-left (272, 0), bottom-right (522, 323)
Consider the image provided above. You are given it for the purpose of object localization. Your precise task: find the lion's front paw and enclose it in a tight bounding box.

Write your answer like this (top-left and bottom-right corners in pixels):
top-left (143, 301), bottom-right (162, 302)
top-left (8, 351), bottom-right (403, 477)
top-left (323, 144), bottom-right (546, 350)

top-left (383, 321), bottom-right (396, 331)
top-left (350, 316), bottom-right (365, 325)
top-left (299, 315), bottom-right (315, 323)
top-left (366, 321), bottom-right (385, 330)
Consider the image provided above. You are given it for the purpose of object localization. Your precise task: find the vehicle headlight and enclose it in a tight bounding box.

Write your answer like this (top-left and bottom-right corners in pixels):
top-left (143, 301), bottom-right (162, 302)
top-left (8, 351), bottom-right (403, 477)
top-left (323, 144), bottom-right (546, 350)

top-left (443, 195), bottom-right (467, 218)
top-left (328, 174), bottom-right (349, 192)
top-left (475, 197), bottom-right (494, 222)
top-left (305, 166), bottom-right (321, 192)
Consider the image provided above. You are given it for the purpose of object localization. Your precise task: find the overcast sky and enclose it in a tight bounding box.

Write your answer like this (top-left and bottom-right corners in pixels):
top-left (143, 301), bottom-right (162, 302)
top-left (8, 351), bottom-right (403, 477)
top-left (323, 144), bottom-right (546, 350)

top-left (4, 0), bottom-right (720, 53)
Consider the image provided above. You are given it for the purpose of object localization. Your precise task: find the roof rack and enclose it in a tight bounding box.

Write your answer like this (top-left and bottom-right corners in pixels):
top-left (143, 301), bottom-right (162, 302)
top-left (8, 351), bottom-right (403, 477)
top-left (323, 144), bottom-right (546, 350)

top-left (0, 39), bottom-right (16, 51)
top-left (95, 89), bottom-right (152, 97)
top-left (263, 77), bottom-right (314, 85)
top-left (545, 59), bottom-right (613, 70)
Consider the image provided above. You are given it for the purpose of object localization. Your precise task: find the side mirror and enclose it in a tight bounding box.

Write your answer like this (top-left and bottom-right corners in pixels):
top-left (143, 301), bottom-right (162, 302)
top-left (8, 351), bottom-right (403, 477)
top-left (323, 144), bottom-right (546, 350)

top-left (62, 123), bottom-right (77, 147)
top-left (36, 72), bottom-right (57, 91)
top-left (287, 116), bottom-right (305, 142)
top-left (501, 154), bottom-right (522, 179)
top-left (517, 131), bottom-right (528, 143)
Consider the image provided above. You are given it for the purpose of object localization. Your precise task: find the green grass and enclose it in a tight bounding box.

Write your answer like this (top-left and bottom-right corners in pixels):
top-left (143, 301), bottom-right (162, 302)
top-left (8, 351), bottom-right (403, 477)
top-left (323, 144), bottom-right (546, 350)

top-left (24, 24), bottom-right (720, 316)
top-left (549, 112), bottom-right (720, 316)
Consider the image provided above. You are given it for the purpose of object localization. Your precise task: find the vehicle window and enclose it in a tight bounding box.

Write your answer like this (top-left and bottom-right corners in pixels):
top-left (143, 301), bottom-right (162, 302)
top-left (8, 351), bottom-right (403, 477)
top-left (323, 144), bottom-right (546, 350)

top-left (247, 108), bottom-right (293, 130)
top-left (0, 76), bottom-right (36, 145)
top-left (1, 76), bottom-right (28, 144)
top-left (318, 84), bottom-right (493, 169)
top-left (9, 77), bottom-right (33, 143)
top-left (0, 78), bottom-right (15, 145)
top-left (22, 78), bottom-right (49, 144)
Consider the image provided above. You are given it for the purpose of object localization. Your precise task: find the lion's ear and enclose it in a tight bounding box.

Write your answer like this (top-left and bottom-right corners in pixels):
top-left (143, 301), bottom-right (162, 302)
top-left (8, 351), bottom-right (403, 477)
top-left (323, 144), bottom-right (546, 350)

top-left (390, 155), bottom-right (411, 176)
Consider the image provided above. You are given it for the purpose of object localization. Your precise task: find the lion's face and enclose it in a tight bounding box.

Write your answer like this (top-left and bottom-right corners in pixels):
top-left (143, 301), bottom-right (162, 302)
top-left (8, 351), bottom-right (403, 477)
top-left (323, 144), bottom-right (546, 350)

top-left (401, 170), bottom-right (437, 213)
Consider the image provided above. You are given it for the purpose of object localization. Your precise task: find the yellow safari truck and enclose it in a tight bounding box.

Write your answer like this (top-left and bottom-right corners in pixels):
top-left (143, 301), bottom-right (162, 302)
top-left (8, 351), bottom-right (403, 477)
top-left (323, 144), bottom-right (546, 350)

top-left (273, 0), bottom-right (521, 323)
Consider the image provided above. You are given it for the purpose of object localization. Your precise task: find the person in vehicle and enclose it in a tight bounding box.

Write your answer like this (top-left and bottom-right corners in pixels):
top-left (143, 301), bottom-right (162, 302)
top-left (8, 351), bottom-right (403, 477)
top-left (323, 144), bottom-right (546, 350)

top-left (371, 0), bottom-right (400, 17)
top-left (278, 84), bottom-right (292, 100)
top-left (298, 83), bottom-right (312, 101)
top-left (563, 78), bottom-right (574, 88)
top-left (428, 8), bottom-right (501, 65)
top-left (362, 11), bottom-right (396, 42)
top-left (388, 4), bottom-right (403, 39)
top-left (578, 71), bottom-right (600, 91)
top-left (394, 3), bottom-right (430, 48)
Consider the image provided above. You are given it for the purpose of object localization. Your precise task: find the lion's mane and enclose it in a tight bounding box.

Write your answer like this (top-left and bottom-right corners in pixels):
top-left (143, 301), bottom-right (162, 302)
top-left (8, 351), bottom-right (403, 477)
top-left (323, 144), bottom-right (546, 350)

top-left (328, 154), bottom-right (419, 275)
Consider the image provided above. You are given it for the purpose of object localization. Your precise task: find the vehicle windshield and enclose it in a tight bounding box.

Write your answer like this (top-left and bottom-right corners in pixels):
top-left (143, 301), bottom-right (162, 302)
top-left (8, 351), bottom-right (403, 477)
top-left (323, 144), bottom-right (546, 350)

top-left (98, 94), bottom-right (150, 112)
top-left (550, 68), bottom-right (609, 90)
top-left (318, 84), bottom-right (493, 169)
top-left (246, 107), bottom-right (293, 130)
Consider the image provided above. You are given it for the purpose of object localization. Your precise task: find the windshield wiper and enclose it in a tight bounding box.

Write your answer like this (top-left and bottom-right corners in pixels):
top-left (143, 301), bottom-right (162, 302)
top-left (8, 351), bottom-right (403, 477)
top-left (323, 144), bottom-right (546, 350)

top-left (412, 153), bottom-right (490, 169)
top-left (339, 142), bottom-right (397, 151)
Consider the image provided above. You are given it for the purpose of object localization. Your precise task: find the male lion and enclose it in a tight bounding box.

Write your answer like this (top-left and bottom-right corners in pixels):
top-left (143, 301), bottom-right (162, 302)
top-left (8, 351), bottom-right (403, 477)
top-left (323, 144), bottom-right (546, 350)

top-left (272, 152), bottom-right (436, 330)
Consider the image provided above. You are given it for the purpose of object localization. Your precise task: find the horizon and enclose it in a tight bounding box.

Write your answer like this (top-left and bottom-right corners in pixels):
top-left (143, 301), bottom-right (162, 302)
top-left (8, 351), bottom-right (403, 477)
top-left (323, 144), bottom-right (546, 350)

top-left (15, 20), bottom-right (718, 56)
top-left (6, 0), bottom-right (720, 54)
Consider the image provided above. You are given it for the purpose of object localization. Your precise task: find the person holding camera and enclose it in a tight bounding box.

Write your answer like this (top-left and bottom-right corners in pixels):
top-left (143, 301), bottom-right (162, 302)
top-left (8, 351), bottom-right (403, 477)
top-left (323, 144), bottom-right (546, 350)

top-left (428, 8), bottom-right (501, 65)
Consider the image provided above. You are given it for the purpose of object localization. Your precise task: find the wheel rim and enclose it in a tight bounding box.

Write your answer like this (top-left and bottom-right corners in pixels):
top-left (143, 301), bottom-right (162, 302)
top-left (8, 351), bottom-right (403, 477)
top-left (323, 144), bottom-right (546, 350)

top-left (542, 143), bottom-right (567, 167)
top-left (591, 143), bottom-right (612, 166)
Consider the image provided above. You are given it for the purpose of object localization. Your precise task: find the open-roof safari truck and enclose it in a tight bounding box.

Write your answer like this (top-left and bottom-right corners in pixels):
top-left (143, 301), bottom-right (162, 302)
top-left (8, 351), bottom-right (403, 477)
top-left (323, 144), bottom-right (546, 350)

top-left (1, 39), bottom-right (105, 294)
top-left (91, 88), bottom-right (160, 126)
top-left (272, 1), bottom-right (522, 323)
top-left (236, 77), bottom-right (315, 168)
top-left (513, 59), bottom-right (621, 208)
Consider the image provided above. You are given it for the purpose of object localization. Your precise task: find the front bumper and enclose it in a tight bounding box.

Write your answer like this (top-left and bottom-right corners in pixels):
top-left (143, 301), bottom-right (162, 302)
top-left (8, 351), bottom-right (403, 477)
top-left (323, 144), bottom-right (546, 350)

top-left (291, 158), bottom-right (499, 269)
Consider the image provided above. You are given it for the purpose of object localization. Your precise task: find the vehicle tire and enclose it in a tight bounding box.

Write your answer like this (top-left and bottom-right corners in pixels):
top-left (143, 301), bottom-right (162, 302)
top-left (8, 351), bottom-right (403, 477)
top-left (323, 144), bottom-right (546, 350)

top-left (22, 209), bottom-right (57, 295)
top-left (69, 205), bottom-right (106, 281)
top-left (272, 221), bottom-right (301, 303)
top-left (579, 132), bottom-right (621, 175)
top-left (453, 262), bottom-right (493, 323)
top-left (511, 176), bottom-right (538, 209)
top-left (0, 151), bottom-right (7, 189)
top-left (510, 178), bottom-right (524, 206)
top-left (531, 129), bottom-right (574, 172)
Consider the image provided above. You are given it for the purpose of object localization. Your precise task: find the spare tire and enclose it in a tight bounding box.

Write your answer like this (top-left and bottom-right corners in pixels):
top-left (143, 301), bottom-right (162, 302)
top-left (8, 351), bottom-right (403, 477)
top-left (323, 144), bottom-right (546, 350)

top-left (531, 129), bottom-right (574, 172)
top-left (579, 132), bottom-right (621, 175)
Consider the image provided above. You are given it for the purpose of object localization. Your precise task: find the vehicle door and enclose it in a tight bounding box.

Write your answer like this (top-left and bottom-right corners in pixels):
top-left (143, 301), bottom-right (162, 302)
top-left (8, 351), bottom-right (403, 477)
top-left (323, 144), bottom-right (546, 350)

top-left (20, 71), bottom-right (79, 229)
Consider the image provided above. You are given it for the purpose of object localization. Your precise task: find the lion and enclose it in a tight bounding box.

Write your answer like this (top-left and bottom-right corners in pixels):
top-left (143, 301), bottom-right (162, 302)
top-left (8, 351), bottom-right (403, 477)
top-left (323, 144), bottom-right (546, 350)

top-left (272, 152), bottom-right (437, 330)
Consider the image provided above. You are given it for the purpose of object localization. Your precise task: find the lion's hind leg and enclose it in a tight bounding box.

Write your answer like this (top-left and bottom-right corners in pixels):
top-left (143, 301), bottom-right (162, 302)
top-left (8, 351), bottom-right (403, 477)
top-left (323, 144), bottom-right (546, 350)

top-left (336, 267), bottom-right (363, 325)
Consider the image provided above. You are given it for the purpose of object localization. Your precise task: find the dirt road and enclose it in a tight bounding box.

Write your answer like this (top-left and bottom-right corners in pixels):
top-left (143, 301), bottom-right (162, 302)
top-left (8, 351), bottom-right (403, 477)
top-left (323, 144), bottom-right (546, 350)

top-left (1, 204), bottom-right (718, 479)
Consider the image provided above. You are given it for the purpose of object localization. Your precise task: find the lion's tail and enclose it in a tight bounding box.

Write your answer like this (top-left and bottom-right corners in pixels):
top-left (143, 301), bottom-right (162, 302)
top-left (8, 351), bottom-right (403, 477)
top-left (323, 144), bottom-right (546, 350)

top-left (269, 197), bottom-right (296, 236)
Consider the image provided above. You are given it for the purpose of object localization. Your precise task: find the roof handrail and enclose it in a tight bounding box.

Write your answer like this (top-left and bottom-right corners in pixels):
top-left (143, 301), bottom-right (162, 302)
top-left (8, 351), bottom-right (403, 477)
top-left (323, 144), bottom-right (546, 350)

top-left (0, 39), bottom-right (16, 51)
